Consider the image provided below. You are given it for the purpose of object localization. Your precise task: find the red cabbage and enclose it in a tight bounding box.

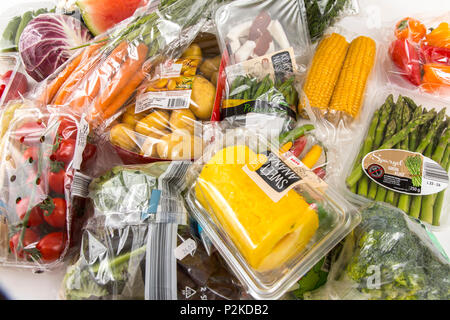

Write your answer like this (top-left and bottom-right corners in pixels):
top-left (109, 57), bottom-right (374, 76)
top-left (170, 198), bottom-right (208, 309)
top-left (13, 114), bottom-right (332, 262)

top-left (18, 14), bottom-right (92, 82)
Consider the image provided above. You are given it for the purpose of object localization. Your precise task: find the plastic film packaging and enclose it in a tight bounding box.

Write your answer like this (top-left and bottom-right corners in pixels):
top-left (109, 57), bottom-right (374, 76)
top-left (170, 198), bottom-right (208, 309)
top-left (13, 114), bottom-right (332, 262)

top-left (304, 0), bottom-right (360, 43)
top-left (0, 53), bottom-right (29, 107)
top-left (213, 0), bottom-right (311, 137)
top-left (304, 202), bottom-right (450, 300)
top-left (382, 13), bottom-right (450, 100)
top-left (35, 0), bottom-right (215, 128)
top-left (342, 88), bottom-right (449, 229)
top-left (299, 30), bottom-right (378, 126)
top-left (0, 103), bottom-right (95, 270)
top-left (107, 36), bottom-right (221, 164)
top-left (184, 125), bottom-right (361, 299)
top-left (60, 161), bottom-right (245, 300)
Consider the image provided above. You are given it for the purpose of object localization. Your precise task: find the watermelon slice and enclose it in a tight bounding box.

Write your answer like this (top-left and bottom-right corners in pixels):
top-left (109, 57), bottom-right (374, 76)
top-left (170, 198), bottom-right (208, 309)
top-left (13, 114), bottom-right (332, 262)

top-left (77, 0), bottom-right (149, 36)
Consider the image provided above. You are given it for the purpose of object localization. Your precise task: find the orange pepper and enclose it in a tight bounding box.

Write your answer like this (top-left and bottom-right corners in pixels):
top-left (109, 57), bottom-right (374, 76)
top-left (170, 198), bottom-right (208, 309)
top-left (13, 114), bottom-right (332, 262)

top-left (422, 63), bottom-right (450, 93)
top-left (425, 22), bottom-right (450, 49)
top-left (394, 17), bottom-right (426, 43)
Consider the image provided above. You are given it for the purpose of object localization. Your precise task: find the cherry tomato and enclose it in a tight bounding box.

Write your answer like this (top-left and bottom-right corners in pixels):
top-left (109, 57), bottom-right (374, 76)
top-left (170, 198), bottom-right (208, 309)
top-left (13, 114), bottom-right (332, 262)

top-left (52, 139), bottom-right (76, 166)
top-left (57, 118), bottom-right (78, 140)
top-left (23, 146), bottom-right (39, 164)
top-left (41, 197), bottom-right (67, 229)
top-left (16, 197), bottom-right (44, 227)
top-left (36, 232), bottom-right (66, 262)
top-left (14, 121), bottom-right (45, 147)
top-left (9, 229), bottom-right (40, 259)
top-left (49, 168), bottom-right (66, 195)
top-left (0, 70), bottom-right (28, 102)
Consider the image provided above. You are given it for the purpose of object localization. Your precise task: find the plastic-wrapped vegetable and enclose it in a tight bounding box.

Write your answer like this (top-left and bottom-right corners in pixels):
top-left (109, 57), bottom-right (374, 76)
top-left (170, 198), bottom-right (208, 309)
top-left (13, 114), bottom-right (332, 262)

top-left (0, 104), bottom-right (95, 269)
top-left (185, 125), bottom-right (360, 299)
top-left (304, 0), bottom-right (359, 42)
top-left (213, 0), bottom-right (311, 137)
top-left (61, 162), bottom-right (244, 300)
top-left (108, 37), bottom-right (220, 164)
top-left (305, 202), bottom-right (450, 300)
top-left (36, 0), bottom-right (215, 127)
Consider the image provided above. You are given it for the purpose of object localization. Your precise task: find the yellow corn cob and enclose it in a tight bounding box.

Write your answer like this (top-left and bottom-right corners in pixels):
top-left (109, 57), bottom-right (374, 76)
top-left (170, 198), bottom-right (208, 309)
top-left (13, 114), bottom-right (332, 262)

top-left (329, 36), bottom-right (376, 118)
top-left (301, 33), bottom-right (349, 111)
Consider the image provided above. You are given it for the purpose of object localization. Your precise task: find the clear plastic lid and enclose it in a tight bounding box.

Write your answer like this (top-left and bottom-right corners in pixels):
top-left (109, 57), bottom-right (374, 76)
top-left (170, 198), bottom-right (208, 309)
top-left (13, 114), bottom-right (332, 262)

top-left (185, 126), bottom-right (360, 299)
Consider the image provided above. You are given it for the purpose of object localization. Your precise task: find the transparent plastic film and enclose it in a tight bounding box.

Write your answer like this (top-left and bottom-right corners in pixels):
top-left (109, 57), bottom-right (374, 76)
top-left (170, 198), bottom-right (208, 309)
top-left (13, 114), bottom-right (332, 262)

top-left (383, 13), bottom-right (450, 100)
top-left (107, 37), bottom-right (221, 164)
top-left (299, 31), bottom-right (377, 126)
top-left (304, 0), bottom-right (360, 42)
top-left (36, 0), bottom-right (215, 127)
top-left (343, 89), bottom-right (449, 229)
top-left (0, 103), bottom-right (93, 269)
top-left (184, 125), bottom-right (360, 299)
top-left (304, 202), bottom-right (450, 300)
top-left (213, 0), bottom-right (311, 137)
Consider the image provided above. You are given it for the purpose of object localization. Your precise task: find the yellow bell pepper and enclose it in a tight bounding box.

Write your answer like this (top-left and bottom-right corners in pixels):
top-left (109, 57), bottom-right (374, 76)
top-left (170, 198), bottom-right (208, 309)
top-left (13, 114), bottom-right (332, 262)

top-left (195, 145), bottom-right (319, 272)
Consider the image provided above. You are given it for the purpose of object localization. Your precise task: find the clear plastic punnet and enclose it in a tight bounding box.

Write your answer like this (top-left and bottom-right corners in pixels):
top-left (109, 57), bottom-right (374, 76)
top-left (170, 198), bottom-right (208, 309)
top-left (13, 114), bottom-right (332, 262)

top-left (184, 125), bottom-right (361, 299)
top-left (0, 103), bottom-right (94, 270)
top-left (341, 88), bottom-right (450, 230)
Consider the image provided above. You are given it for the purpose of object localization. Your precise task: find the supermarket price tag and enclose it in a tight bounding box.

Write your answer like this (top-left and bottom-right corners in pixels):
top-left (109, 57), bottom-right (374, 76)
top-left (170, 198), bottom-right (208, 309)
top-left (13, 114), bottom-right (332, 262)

top-left (135, 90), bottom-right (192, 113)
top-left (363, 149), bottom-right (448, 195)
top-left (174, 238), bottom-right (197, 260)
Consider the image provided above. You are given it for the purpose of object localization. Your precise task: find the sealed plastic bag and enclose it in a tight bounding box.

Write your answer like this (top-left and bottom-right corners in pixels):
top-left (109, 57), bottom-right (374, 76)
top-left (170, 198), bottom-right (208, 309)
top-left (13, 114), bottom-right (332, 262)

top-left (0, 103), bottom-right (95, 269)
top-left (61, 162), bottom-right (245, 300)
top-left (305, 202), bottom-right (450, 300)
top-left (0, 53), bottom-right (29, 106)
top-left (344, 90), bottom-right (449, 228)
top-left (304, 0), bottom-right (359, 42)
top-left (107, 38), bottom-right (220, 164)
top-left (299, 31), bottom-right (377, 125)
top-left (184, 125), bottom-right (360, 299)
top-left (36, 0), bottom-right (214, 127)
top-left (213, 0), bottom-right (311, 136)
top-left (383, 14), bottom-right (450, 99)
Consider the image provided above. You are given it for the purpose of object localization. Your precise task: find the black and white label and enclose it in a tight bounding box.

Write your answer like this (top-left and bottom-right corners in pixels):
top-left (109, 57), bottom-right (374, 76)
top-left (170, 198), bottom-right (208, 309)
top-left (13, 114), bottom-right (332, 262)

top-left (71, 171), bottom-right (92, 198)
top-left (135, 90), bottom-right (192, 113)
top-left (363, 149), bottom-right (449, 195)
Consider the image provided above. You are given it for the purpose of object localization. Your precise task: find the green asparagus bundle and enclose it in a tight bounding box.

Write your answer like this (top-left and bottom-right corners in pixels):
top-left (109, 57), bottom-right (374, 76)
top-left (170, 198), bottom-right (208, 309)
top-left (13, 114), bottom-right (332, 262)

top-left (346, 94), bottom-right (449, 226)
top-left (228, 75), bottom-right (299, 106)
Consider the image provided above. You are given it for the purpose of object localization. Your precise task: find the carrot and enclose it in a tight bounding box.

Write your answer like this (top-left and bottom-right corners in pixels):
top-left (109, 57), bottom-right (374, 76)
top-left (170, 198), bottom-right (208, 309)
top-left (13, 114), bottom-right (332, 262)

top-left (67, 41), bottom-right (132, 110)
top-left (89, 42), bottom-right (149, 117)
top-left (52, 43), bottom-right (106, 105)
top-left (90, 65), bottom-right (149, 125)
top-left (38, 53), bottom-right (83, 105)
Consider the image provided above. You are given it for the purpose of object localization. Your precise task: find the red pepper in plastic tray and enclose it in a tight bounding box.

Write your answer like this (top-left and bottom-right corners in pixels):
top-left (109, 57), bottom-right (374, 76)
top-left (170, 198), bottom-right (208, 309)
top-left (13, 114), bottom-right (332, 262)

top-left (0, 105), bottom-right (92, 269)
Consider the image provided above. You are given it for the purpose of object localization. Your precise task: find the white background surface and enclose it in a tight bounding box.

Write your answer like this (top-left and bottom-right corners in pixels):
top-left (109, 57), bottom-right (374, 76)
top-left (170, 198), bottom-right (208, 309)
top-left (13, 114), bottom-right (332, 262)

top-left (0, 0), bottom-right (449, 300)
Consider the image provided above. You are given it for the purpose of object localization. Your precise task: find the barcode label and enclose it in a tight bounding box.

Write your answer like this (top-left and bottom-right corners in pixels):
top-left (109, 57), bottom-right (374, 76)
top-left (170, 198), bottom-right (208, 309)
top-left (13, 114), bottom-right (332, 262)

top-left (71, 172), bottom-right (92, 198)
top-left (423, 162), bottom-right (449, 183)
top-left (155, 162), bottom-right (190, 224)
top-left (145, 223), bottom-right (178, 300)
top-left (135, 90), bottom-right (192, 113)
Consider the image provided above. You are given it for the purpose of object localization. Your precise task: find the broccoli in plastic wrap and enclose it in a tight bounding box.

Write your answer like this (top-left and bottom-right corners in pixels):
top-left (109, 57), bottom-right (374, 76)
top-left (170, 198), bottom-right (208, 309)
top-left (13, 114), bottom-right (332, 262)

top-left (305, 202), bottom-right (450, 300)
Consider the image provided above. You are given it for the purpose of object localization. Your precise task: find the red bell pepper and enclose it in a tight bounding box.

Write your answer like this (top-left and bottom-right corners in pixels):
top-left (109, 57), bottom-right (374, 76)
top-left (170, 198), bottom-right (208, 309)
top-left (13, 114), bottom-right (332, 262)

top-left (389, 39), bottom-right (422, 86)
top-left (420, 44), bottom-right (450, 65)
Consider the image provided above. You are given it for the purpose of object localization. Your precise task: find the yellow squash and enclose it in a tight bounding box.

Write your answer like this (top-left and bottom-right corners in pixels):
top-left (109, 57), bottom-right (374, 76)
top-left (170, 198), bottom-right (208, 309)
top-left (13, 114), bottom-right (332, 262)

top-left (195, 145), bottom-right (319, 272)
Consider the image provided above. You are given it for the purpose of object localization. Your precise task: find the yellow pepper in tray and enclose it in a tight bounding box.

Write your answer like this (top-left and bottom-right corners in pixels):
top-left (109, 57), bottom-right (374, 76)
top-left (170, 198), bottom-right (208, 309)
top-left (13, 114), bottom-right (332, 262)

top-left (195, 145), bottom-right (319, 272)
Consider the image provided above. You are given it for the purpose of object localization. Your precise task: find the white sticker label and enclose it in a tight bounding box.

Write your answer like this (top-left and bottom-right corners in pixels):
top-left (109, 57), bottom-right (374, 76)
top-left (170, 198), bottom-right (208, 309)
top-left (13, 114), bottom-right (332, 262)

top-left (160, 62), bottom-right (183, 78)
top-left (174, 238), bottom-right (197, 260)
top-left (72, 114), bottom-right (89, 171)
top-left (362, 149), bottom-right (449, 196)
top-left (135, 90), bottom-right (192, 113)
